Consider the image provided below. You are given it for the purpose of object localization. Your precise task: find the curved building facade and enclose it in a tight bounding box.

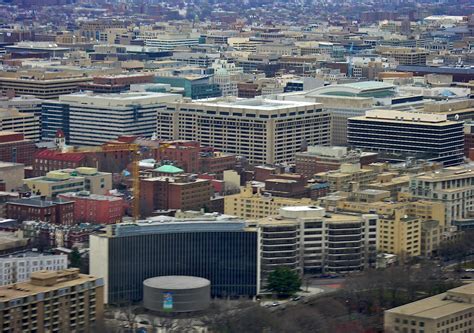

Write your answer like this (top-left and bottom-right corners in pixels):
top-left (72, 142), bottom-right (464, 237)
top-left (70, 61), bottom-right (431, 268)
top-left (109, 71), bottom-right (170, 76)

top-left (143, 276), bottom-right (210, 313)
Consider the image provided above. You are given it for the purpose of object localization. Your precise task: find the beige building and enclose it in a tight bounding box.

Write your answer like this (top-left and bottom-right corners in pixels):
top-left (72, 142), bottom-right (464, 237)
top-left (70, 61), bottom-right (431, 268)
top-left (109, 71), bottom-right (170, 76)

top-left (376, 46), bottom-right (430, 65)
top-left (0, 72), bottom-right (92, 99)
top-left (157, 98), bottom-right (330, 165)
top-left (322, 197), bottom-right (446, 258)
top-left (384, 283), bottom-right (474, 333)
top-left (407, 166), bottom-right (474, 226)
top-left (24, 167), bottom-right (112, 198)
top-left (0, 108), bottom-right (39, 142)
top-left (0, 162), bottom-right (24, 192)
top-left (314, 163), bottom-right (379, 192)
top-left (224, 184), bottom-right (317, 219)
top-left (0, 268), bottom-right (104, 333)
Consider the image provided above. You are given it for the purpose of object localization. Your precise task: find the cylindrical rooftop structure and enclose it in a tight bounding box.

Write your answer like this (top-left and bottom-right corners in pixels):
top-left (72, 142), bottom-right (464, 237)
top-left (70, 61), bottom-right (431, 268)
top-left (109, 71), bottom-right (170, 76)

top-left (143, 276), bottom-right (211, 313)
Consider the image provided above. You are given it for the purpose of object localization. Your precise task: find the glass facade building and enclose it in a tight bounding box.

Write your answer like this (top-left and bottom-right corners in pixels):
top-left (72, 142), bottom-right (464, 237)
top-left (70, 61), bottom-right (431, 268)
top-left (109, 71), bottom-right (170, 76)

top-left (348, 110), bottom-right (464, 166)
top-left (90, 220), bottom-right (258, 304)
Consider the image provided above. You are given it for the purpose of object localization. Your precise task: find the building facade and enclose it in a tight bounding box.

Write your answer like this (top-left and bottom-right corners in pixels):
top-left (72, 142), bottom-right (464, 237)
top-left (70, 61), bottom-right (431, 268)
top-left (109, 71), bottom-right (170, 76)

top-left (0, 268), bottom-right (104, 332)
top-left (253, 206), bottom-right (377, 287)
top-left (157, 98), bottom-right (330, 165)
top-left (0, 131), bottom-right (36, 165)
top-left (385, 283), bottom-right (474, 333)
top-left (42, 92), bottom-right (181, 145)
top-left (90, 219), bottom-right (258, 304)
top-left (0, 254), bottom-right (67, 286)
top-left (348, 110), bottom-right (465, 166)
top-left (7, 198), bottom-right (75, 225)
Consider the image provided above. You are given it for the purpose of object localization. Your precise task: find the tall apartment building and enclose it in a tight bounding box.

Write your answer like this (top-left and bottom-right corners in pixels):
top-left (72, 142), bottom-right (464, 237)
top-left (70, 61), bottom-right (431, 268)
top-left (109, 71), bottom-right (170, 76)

top-left (348, 110), bottom-right (465, 166)
top-left (408, 166), bottom-right (474, 227)
top-left (42, 92), bottom-right (181, 145)
top-left (157, 98), bottom-right (330, 165)
top-left (0, 74), bottom-right (92, 99)
top-left (0, 254), bottom-right (67, 286)
top-left (0, 268), bottom-right (104, 332)
top-left (253, 206), bottom-right (377, 286)
top-left (90, 219), bottom-right (258, 304)
top-left (0, 108), bottom-right (39, 142)
top-left (385, 283), bottom-right (474, 333)
top-left (224, 184), bottom-right (316, 219)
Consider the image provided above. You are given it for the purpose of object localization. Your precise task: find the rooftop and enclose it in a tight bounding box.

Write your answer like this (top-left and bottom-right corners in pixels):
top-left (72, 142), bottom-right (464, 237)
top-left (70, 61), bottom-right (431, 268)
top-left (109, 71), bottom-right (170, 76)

top-left (179, 98), bottom-right (321, 111)
top-left (143, 276), bottom-right (210, 289)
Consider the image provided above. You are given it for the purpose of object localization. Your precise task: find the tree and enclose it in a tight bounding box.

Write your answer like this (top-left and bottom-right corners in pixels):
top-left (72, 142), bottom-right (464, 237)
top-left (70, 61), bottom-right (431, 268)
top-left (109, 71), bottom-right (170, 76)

top-left (267, 267), bottom-right (301, 296)
top-left (69, 247), bottom-right (82, 268)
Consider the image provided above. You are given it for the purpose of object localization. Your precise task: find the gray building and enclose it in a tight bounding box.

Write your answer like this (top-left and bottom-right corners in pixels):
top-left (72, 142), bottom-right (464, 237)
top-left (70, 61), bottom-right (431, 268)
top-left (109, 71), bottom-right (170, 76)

top-left (90, 218), bottom-right (258, 304)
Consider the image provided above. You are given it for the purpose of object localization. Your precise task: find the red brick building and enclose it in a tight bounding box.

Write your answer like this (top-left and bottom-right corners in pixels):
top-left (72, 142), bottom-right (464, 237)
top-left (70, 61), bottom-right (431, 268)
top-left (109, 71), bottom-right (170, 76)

top-left (6, 198), bottom-right (75, 226)
top-left (58, 192), bottom-right (124, 224)
top-left (237, 82), bottom-right (262, 98)
top-left (140, 175), bottom-right (212, 217)
top-left (465, 133), bottom-right (474, 158)
top-left (33, 150), bottom-right (87, 177)
top-left (153, 141), bottom-right (200, 173)
top-left (78, 73), bottom-right (154, 93)
top-left (199, 149), bottom-right (237, 174)
top-left (0, 131), bottom-right (37, 165)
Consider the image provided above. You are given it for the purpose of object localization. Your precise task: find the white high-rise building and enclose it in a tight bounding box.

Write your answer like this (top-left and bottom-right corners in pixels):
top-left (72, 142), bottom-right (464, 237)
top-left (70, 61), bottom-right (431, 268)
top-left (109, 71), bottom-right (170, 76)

top-left (44, 92), bottom-right (181, 146)
top-left (157, 98), bottom-right (330, 165)
top-left (0, 254), bottom-right (68, 286)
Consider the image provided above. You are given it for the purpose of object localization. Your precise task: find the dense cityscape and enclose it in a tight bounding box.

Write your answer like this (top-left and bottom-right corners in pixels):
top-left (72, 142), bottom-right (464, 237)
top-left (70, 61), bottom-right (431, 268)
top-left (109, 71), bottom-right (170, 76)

top-left (0, 0), bottom-right (473, 332)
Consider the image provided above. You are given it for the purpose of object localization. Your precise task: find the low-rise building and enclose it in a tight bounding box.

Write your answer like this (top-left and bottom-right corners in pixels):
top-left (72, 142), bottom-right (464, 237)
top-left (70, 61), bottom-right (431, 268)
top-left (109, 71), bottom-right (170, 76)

top-left (0, 162), bottom-right (24, 192)
top-left (59, 192), bottom-right (124, 225)
top-left (224, 184), bottom-right (316, 220)
top-left (24, 167), bottom-right (112, 198)
top-left (0, 131), bottom-right (36, 165)
top-left (0, 268), bottom-right (104, 332)
top-left (0, 253), bottom-right (67, 286)
top-left (384, 283), bottom-right (474, 333)
top-left (7, 198), bottom-right (75, 226)
top-left (315, 163), bottom-right (379, 192)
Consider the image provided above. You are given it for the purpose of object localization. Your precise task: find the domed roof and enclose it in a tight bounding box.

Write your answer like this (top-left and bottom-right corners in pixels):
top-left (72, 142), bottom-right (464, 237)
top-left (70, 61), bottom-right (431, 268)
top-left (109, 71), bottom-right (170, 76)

top-left (155, 165), bottom-right (184, 174)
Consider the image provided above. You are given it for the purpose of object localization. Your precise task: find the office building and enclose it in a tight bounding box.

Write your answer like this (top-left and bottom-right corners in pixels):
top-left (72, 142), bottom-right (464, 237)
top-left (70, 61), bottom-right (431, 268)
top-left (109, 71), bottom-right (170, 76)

top-left (0, 253), bottom-right (67, 286)
top-left (158, 98), bottom-right (330, 165)
top-left (58, 192), bottom-right (124, 225)
top-left (42, 92), bottom-right (181, 145)
top-left (90, 218), bottom-right (258, 304)
top-left (0, 268), bottom-right (104, 332)
top-left (138, 32), bottom-right (200, 50)
top-left (408, 166), bottom-right (474, 226)
top-left (224, 183), bottom-right (316, 220)
top-left (24, 167), bottom-right (112, 198)
top-left (348, 110), bottom-right (465, 166)
top-left (0, 108), bottom-right (39, 142)
top-left (0, 73), bottom-right (92, 99)
top-left (254, 206), bottom-right (377, 286)
top-left (376, 46), bottom-right (430, 65)
top-left (7, 197), bottom-right (75, 225)
top-left (384, 283), bottom-right (474, 333)
top-left (0, 131), bottom-right (36, 165)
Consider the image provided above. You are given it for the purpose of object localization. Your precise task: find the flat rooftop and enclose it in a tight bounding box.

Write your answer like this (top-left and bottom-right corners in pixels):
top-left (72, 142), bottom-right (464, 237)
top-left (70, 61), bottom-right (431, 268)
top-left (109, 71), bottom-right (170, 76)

top-left (59, 92), bottom-right (180, 104)
top-left (179, 98), bottom-right (322, 110)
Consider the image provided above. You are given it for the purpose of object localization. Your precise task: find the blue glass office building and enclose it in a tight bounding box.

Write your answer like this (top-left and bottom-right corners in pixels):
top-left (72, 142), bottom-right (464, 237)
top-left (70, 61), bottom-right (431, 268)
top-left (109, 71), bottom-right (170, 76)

top-left (90, 220), bottom-right (258, 304)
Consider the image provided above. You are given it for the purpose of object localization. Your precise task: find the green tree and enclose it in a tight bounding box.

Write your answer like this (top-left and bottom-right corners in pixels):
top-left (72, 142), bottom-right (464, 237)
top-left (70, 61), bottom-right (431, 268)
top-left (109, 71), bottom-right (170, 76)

top-left (69, 247), bottom-right (82, 268)
top-left (267, 267), bottom-right (301, 296)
